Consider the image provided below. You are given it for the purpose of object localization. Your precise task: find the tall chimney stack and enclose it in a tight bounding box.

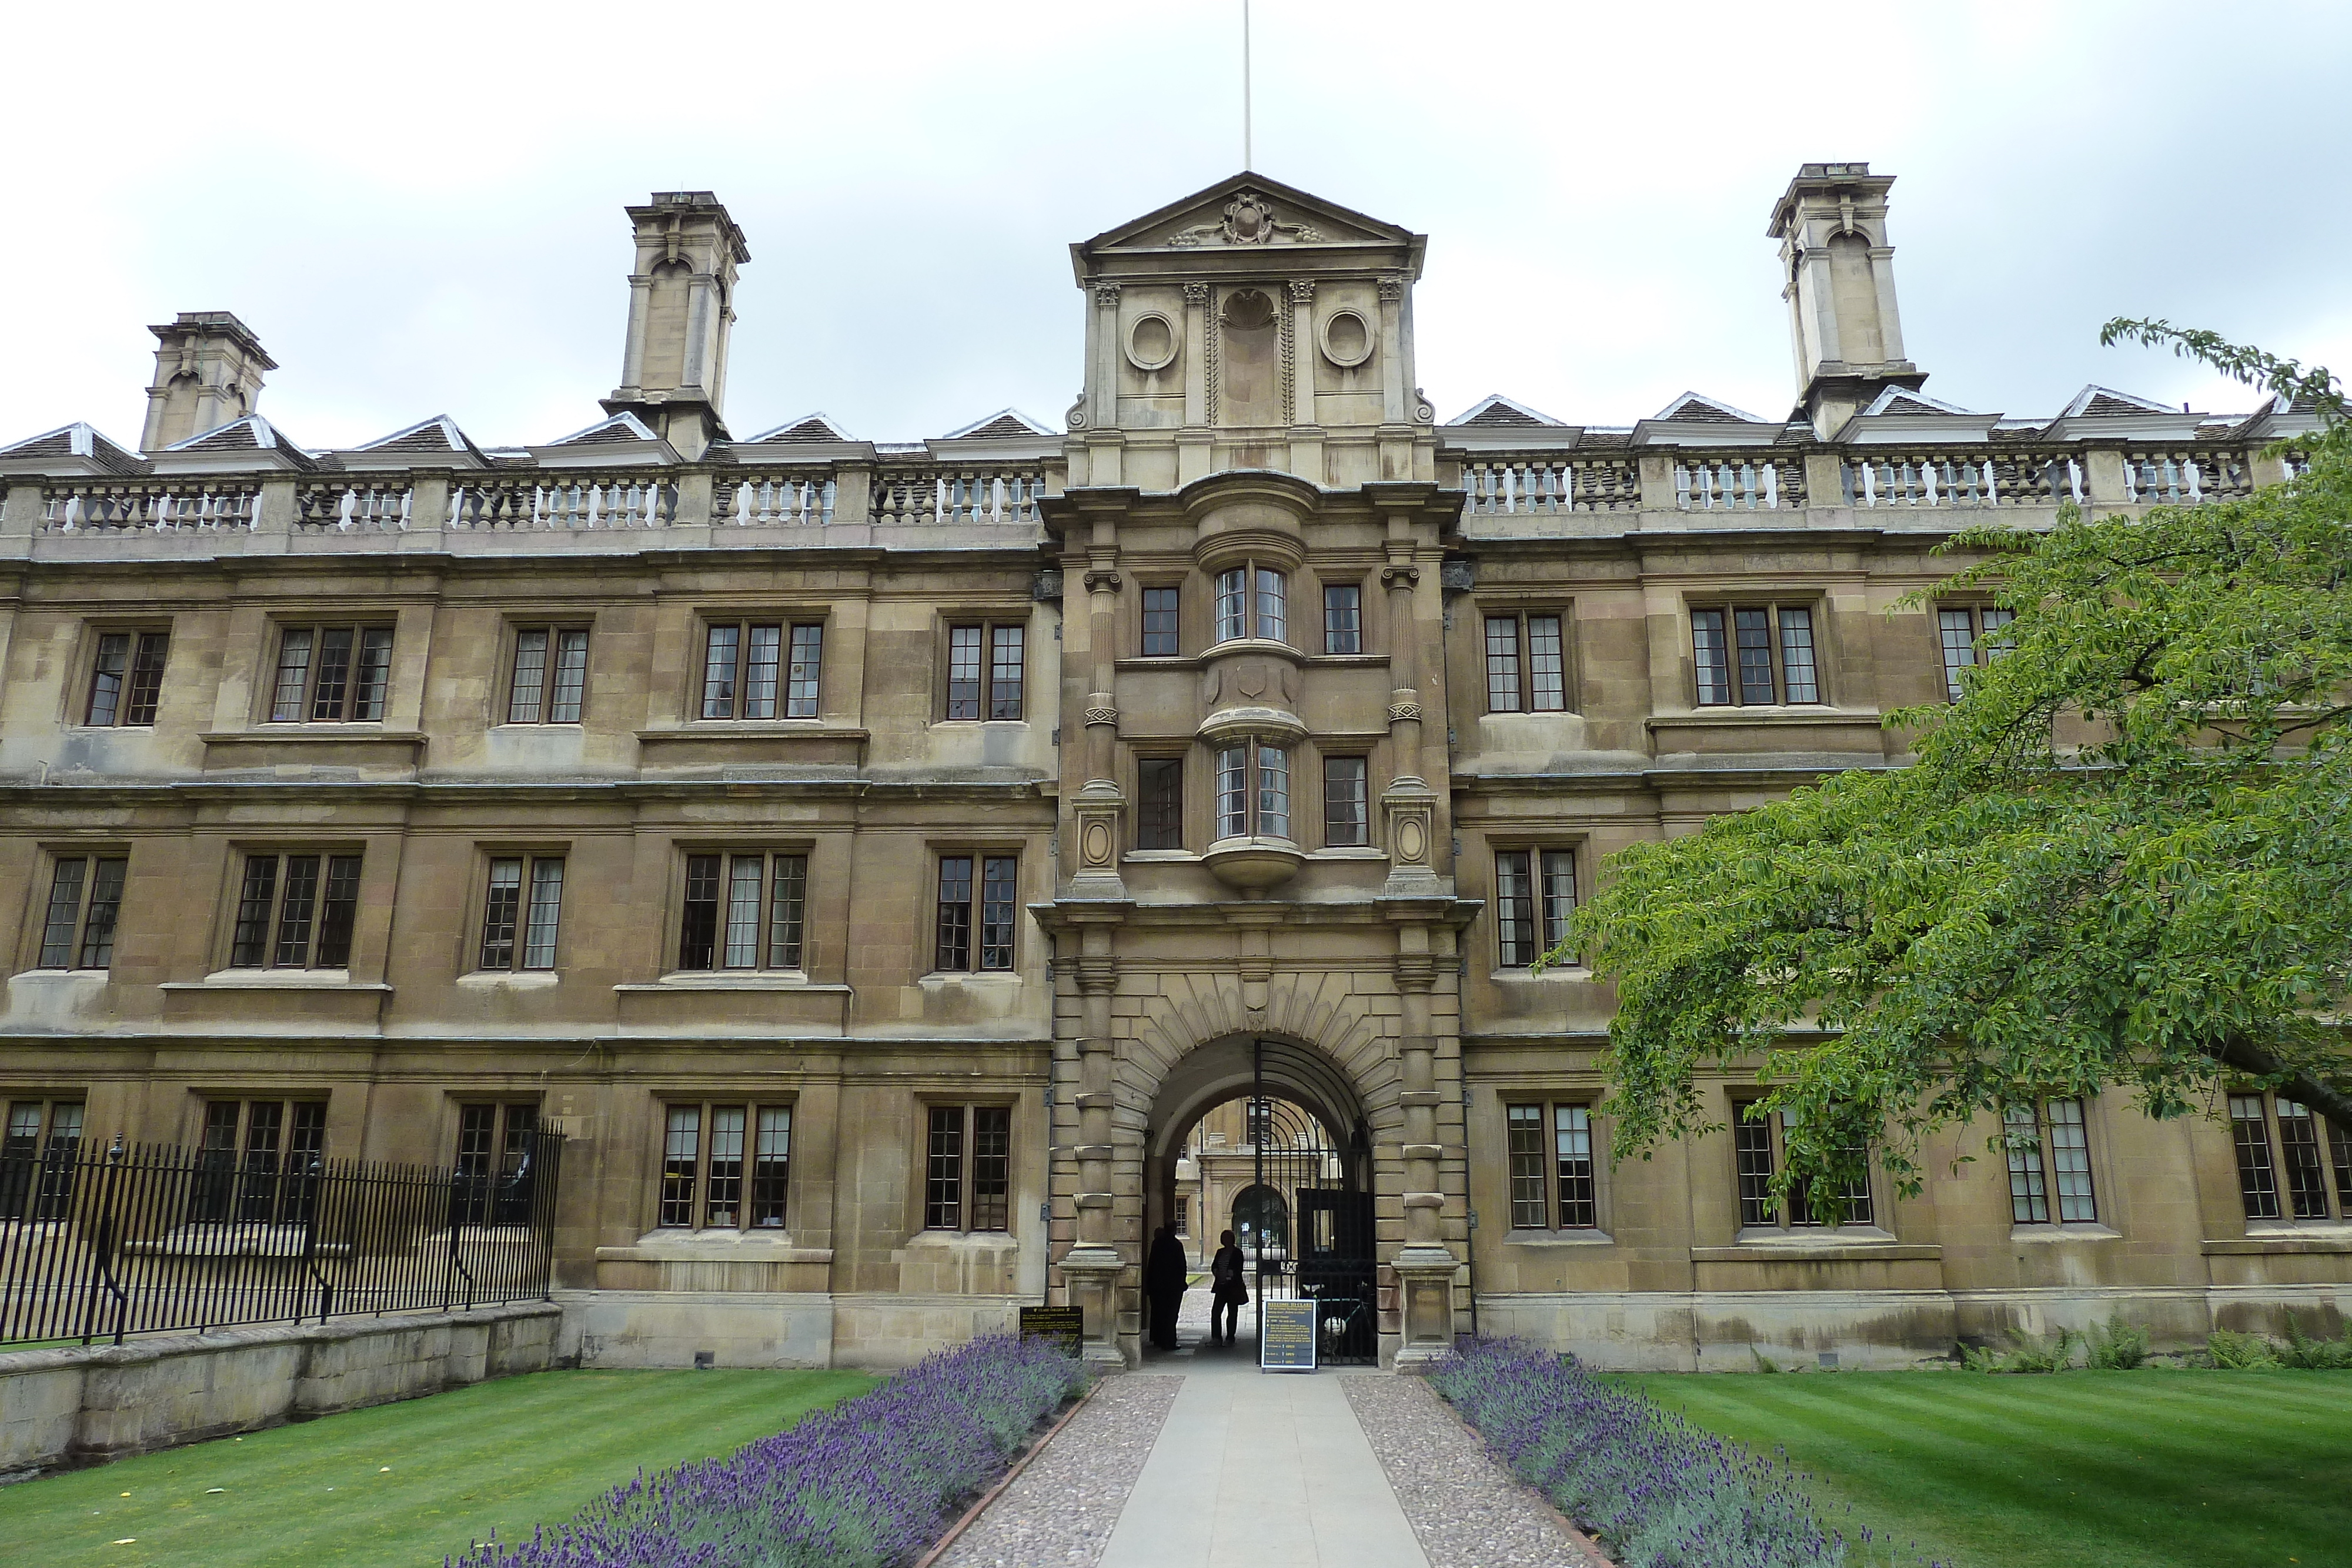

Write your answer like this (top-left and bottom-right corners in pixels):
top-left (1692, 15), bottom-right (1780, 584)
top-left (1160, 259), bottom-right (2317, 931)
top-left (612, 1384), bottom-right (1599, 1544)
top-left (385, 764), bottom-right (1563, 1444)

top-left (1767, 163), bottom-right (1925, 436)
top-left (603, 191), bottom-right (750, 460)
top-left (140, 311), bottom-right (275, 453)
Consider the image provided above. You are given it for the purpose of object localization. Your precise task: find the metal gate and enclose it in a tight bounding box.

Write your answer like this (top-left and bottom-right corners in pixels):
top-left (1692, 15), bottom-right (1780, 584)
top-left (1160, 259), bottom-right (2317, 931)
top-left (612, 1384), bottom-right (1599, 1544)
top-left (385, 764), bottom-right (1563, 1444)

top-left (1240, 1039), bottom-right (1377, 1365)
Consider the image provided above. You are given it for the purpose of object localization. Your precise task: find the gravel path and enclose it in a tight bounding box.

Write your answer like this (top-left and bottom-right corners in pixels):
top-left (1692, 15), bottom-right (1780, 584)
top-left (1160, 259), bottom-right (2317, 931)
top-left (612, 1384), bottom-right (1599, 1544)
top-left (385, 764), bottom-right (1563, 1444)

top-left (1342, 1375), bottom-right (1612, 1568)
top-left (933, 1373), bottom-right (1184, 1568)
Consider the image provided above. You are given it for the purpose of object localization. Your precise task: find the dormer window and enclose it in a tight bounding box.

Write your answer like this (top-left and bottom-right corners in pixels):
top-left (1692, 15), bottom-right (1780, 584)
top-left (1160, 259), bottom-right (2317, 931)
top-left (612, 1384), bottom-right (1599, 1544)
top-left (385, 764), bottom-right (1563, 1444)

top-left (1214, 566), bottom-right (1287, 645)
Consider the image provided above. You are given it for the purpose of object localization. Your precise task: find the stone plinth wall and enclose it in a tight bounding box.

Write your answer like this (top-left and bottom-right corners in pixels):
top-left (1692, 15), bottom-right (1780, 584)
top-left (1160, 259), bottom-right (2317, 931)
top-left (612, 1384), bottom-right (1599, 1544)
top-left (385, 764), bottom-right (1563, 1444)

top-left (0, 1302), bottom-right (560, 1476)
top-left (554, 1289), bottom-right (1031, 1371)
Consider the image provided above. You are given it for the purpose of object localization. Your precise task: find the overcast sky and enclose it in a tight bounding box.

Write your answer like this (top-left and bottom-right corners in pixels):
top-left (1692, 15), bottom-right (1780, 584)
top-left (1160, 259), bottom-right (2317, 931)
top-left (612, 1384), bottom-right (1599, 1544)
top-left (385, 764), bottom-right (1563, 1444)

top-left (7, 1), bottom-right (2348, 453)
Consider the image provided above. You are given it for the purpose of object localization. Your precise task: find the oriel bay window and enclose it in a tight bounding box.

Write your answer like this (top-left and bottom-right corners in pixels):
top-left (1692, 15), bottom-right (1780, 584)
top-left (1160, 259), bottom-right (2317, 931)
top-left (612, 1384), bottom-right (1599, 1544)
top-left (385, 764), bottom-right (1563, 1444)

top-left (195, 1098), bottom-right (327, 1224)
top-left (1137, 758), bottom-right (1185, 850)
top-left (35, 852), bottom-right (126, 971)
top-left (2230, 1091), bottom-right (2352, 1222)
top-left (270, 624), bottom-right (393, 722)
top-left (1485, 611), bottom-right (1566, 713)
top-left (946, 621), bottom-right (1025, 720)
top-left (229, 852), bottom-right (362, 969)
top-left (934, 854), bottom-right (1017, 972)
top-left (677, 852), bottom-right (808, 971)
top-left (925, 1104), bottom-right (1011, 1231)
top-left (1507, 1102), bottom-right (1598, 1230)
top-left (507, 627), bottom-right (589, 723)
top-left (1692, 605), bottom-right (1820, 706)
top-left (85, 630), bottom-right (168, 726)
top-left (479, 855), bottom-right (565, 972)
top-left (2003, 1099), bottom-right (2098, 1225)
top-left (1937, 606), bottom-right (2016, 703)
top-left (1, 1099), bottom-right (83, 1222)
top-left (660, 1102), bottom-right (791, 1230)
top-left (1213, 563), bottom-right (1288, 644)
top-left (1735, 1104), bottom-right (1873, 1229)
top-left (701, 620), bottom-right (822, 720)
top-left (1495, 849), bottom-right (1576, 968)
top-left (1215, 741), bottom-right (1290, 840)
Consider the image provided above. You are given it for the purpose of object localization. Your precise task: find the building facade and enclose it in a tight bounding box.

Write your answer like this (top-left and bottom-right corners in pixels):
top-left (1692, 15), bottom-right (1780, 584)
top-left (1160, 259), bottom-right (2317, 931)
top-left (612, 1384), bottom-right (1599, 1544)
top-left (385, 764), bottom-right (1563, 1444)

top-left (1, 168), bottom-right (2342, 1372)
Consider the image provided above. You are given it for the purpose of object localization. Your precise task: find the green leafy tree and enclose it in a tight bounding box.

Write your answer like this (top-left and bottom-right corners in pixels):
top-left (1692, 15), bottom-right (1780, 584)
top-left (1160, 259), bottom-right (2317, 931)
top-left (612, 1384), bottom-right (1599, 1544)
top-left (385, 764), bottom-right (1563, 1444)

top-left (1565, 324), bottom-right (2351, 1206)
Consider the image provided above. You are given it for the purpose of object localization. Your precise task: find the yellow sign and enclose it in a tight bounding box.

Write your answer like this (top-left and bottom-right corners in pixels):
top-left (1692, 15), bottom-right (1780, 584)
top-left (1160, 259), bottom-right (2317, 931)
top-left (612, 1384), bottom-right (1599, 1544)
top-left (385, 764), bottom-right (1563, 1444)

top-left (1259, 1298), bottom-right (1318, 1372)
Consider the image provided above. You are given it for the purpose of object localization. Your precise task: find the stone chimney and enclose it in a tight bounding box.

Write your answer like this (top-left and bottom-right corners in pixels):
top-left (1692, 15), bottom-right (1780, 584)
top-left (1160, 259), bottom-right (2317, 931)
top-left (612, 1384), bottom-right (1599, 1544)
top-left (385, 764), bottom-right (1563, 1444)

top-left (603, 191), bottom-right (751, 459)
top-left (1767, 163), bottom-right (1925, 436)
top-left (140, 311), bottom-right (275, 453)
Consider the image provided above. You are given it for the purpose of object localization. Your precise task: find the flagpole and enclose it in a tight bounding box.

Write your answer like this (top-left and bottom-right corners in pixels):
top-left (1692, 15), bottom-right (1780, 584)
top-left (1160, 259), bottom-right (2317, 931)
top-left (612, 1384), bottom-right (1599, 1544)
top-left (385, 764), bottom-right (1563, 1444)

top-left (1242, 0), bottom-right (1253, 170)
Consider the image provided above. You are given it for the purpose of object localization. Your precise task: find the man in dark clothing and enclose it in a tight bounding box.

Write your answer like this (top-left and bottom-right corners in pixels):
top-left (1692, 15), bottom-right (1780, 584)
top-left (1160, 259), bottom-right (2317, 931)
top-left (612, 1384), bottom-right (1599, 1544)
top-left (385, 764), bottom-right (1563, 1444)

top-left (1145, 1222), bottom-right (1188, 1350)
top-left (1209, 1228), bottom-right (1248, 1348)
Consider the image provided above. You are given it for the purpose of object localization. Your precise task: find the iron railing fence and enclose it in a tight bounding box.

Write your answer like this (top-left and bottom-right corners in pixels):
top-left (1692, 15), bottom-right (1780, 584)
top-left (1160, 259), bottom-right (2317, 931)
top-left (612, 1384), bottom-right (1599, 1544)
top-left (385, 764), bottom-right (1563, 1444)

top-left (0, 1125), bottom-right (564, 1346)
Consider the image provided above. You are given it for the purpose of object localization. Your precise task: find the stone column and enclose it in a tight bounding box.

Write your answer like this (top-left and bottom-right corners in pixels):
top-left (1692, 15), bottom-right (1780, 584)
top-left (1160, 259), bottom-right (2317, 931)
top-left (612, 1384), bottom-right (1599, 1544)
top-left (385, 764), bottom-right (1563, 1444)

top-left (1069, 513), bottom-right (1128, 899)
top-left (1178, 282), bottom-right (1212, 486)
top-left (1388, 929), bottom-right (1459, 1370)
top-left (1378, 524), bottom-right (1440, 898)
top-left (1061, 921), bottom-right (1130, 1368)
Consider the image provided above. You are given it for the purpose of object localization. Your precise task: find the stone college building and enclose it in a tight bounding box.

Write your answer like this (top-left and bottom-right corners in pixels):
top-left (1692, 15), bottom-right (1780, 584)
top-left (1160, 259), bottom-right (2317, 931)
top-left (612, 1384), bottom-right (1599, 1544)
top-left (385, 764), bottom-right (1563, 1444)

top-left (1, 168), bottom-right (2342, 1371)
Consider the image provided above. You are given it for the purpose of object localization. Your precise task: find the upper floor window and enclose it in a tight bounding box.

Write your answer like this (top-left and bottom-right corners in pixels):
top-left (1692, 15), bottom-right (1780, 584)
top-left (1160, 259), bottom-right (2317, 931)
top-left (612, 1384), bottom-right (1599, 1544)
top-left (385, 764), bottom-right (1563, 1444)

top-left (1693, 606), bottom-right (1819, 707)
top-left (1507, 1101), bottom-right (1596, 1230)
top-left (1215, 742), bottom-right (1289, 840)
top-left (2003, 1099), bottom-right (2097, 1225)
top-left (479, 855), bottom-right (565, 972)
top-left (270, 625), bottom-right (392, 723)
top-left (1735, 1104), bottom-right (1873, 1229)
top-left (229, 852), bottom-right (361, 969)
top-left (934, 854), bottom-right (1017, 972)
top-left (508, 628), bottom-right (589, 724)
top-left (1937, 606), bottom-right (2014, 703)
top-left (1214, 565), bottom-right (1287, 644)
top-left (677, 851), bottom-right (807, 972)
top-left (1138, 758), bottom-right (1185, 850)
top-left (1322, 584), bottom-right (1362, 654)
top-left (1322, 757), bottom-right (1368, 847)
top-left (36, 853), bottom-right (126, 971)
top-left (2230, 1091), bottom-right (2352, 1223)
top-left (1, 1099), bottom-right (83, 1223)
top-left (1495, 849), bottom-right (1575, 968)
top-left (196, 1098), bottom-right (327, 1224)
top-left (86, 631), bottom-right (168, 727)
top-left (702, 621), bottom-right (821, 720)
top-left (926, 1103), bottom-right (1011, 1231)
top-left (660, 1101), bottom-right (791, 1231)
top-left (1141, 587), bottom-right (1181, 657)
top-left (453, 1102), bottom-right (542, 1226)
top-left (1485, 613), bottom-right (1566, 713)
top-left (947, 622), bottom-right (1024, 720)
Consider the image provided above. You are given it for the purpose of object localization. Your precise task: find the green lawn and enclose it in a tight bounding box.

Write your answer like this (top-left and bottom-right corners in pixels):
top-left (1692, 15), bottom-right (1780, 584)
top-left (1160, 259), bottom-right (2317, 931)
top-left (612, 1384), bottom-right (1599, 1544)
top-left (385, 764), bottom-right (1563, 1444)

top-left (0, 1367), bottom-right (877, 1568)
top-left (1613, 1369), bottom-right (2352, 1568)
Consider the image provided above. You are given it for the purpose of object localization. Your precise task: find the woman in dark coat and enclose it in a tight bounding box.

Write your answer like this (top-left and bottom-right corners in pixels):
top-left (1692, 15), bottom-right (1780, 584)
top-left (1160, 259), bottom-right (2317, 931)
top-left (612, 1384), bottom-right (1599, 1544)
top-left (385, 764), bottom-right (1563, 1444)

top-left (1145, 1223), bottom-right (1188, 1350)
top-left (1209, 1228), bottom-right (1249, 1348)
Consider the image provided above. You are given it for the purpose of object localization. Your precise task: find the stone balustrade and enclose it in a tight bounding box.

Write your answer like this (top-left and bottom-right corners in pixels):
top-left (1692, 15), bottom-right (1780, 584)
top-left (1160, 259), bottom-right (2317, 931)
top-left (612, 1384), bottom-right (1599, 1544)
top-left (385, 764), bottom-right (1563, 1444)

top-left (298, 482), bottom-right (413, 531)
top-left (1842, 453), bottom-right (2082, 509)
top-left (1673, 455), bottom-right (1805, 511)
top-left (1460, 456), bottom-right (1641, 516)
top-left (720, 471), bottom-right (837, 526)
top-left (873, 466), bottom-right (1047, 526)
top-left (2123, 448), bottom-right (2250, 505)
top-left (40, 482), bottom-right (260, 531)
top-left (449, 474), bottom-right (676, 529)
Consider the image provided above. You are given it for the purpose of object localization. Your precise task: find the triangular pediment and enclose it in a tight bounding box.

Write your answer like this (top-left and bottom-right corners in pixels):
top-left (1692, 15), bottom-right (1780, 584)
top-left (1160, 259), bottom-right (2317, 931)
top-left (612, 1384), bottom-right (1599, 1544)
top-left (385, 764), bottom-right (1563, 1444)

top-left (744, 412), bottom-right (855, 444)
top-left (1085, 173), bottom-right (1412, 254)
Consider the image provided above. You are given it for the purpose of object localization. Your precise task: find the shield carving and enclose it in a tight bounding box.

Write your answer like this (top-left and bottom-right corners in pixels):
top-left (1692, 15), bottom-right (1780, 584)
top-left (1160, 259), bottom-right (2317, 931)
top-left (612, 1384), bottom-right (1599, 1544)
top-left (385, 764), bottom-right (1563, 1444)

top-left (1235, 662), bottom-right (1269, 700)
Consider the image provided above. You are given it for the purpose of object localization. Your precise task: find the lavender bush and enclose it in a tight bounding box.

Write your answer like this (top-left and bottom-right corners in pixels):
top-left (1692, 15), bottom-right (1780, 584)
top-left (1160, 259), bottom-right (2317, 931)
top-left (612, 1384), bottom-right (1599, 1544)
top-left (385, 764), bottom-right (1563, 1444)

top-left (450, 1334), bottom-right (1086, 1568)
top-left (1431, 1339), bottom-right (1886, 1568)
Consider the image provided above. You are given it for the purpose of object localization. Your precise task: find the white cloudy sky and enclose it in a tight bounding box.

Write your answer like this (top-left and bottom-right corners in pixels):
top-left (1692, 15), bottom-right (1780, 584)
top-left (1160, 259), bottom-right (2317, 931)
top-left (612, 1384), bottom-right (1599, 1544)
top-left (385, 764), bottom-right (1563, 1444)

top-left (6, 1), bottom-right (2348, 452)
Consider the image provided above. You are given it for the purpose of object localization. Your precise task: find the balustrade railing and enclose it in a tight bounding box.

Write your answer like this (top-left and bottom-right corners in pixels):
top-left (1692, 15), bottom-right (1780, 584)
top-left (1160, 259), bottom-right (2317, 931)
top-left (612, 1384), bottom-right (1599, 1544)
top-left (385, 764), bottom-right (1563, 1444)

top-left (719, 472), bottom-right (837, 526)
top-left (873, 467), bottom-right (1047, 525)
top-left (447, 475), bottom-right (675, 529)
top-left (41, 484), bottom-right (260, 531)
top-left (2122, 449), bottom-right (2250, 505)
top-left (1842, 454), bottom-right (2080, 509)
top-left (298, 483), bottom-right (413, 531)
top-left (1673, 456), bottom-right (1805, 511)
top-left (1460, 456), bottom-right (1641, 516)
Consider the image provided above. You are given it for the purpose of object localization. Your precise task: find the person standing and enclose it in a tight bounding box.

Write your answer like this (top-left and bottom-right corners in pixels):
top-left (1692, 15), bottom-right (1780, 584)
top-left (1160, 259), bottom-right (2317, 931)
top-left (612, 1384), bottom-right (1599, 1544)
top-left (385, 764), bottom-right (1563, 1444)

top-left (1208, 1228), bottom-right (1249, 1348)
top-left (1145, 1222), bottom-right (1188, 1350)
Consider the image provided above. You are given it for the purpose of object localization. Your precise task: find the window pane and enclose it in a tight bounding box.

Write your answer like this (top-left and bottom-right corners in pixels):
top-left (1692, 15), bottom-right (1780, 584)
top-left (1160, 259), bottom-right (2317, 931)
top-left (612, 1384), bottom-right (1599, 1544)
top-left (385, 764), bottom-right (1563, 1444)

top-left (1938, 609), bottom-right (1976, 703)
top-left (1979, 607), bottom-right (2016, 660)
top-left (971, 1105), bottom-right (1010, 1231)
top-left (1215, 748), bottom-right (1248, 840)
top-left (1692, 611), bottom-right (1729, 706)
top-left (125, 633), bottom-right (169, 726)
top-left (1214, 569), bottom-right (1247, 643)
top-left (1323, 584), bottom-right (1361, 655)
top-left (88, 633), bottom-right (129, 726)
top-left (1255, 570), bottom-right (1287, 643)
top-left (74, 857), bottom-right (125, 969)
top-left (1539, 850), bottom-right (1576, 953)
top-left (706, 1106), bottom-right (746, 1228)
top-left (523, 858), bottom-right (564, 969)
top-left (2004, 1104), bottom-right (2049, 1224)
top-left (989, 625), bottom-right (1024, 720)
top-left (701, 624), bottom-right (740, 718)
top-left (723, 854), bottom-right (763, 968)
top-left (1142, 586), bottom-right (1181, 657)
top-left (660, 1106), bottom-right (701, 1226)
top-left (1506, 1105), bottom-right (1546, 1228)
top-left (508, 629), bottom-right (548, 724)
top-left (2047, 1099), bottom-right (2096, 1222)
top-left (947, 625), bottom-right (983, 719)
top-left (1323, 757), bottom-right (1368, 847)
top-left (230, 856), bottom-right (278, 968)
top-left (786, 624), bottom-right (823, 718)
top-left (768, 855), bottom-right (806, 969)
top-left (316, 855), bottom-right (362, 968)
top-left (352, 629), bottom-right (394, 721)
top-left (980, 857), bottom-right (1018, 971)
top-left (1257, 747), bottom-right (1289, 840)
top-left (270, 629), bottom-right (313, 722)
top-left (935, 856), bottom-right (974, 972)
top-left (1484, 616), bottom-right (1522, 712)
top-left (1138, 758), bottom-right (1184, 850)
top-left (1528, 615), bottom-right (1566, 711)
top-left (274, 855), bottom-right (321, 967)
top-left (679, 854), bottom-right (721, 971)
top-left (1495, 851), bottom-right (1535, 968)
top-left (456, 1103), bottom-right (497, 1178)
top-left (310, 628), bottom-right (354, 721)
top-left (1778, 607), bottom-right (1819, 704)
top-left (1735, 1108), bottom-right (1776, 1227)
top-left (1832, 1131), bottom-right (1873, 1226)
top-left (742, 624), bottom-right (781, 720)
top-left (38, 858), bottom-right (85, 968)
top-left (1733, 609), bottom-right (1776, 705)
top-left (1556, 1105), bottom-right (1596, 1228)
top-left (925, 1105), bottom-right (964, 1229)
top-left (2328, 1115), bottom-right (2352, 1214)
top-left (2278, 1101), bottom-right (2331, 1220)
top-left (752, 1107), bottom-right (791, 1227)
top-left (550, 630), bottom-right (589, 723)
top-left (480, 857), bottom-right (523, 970)
top-left (2230, 1094), bottom-right (2280, 1219)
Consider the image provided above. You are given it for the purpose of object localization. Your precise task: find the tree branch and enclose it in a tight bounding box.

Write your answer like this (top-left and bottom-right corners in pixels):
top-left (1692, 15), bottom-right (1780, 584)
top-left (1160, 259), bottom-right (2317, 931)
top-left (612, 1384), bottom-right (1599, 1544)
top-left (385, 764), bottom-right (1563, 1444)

top-left (2210, 1034), bottom-right (2352, 1130)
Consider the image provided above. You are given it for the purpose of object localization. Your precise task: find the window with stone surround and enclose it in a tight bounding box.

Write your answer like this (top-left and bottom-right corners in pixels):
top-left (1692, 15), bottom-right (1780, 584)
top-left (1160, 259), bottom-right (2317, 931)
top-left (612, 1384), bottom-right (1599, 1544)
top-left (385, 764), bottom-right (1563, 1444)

top-left (1692, 604), bottom-right (1820, 707)
top-left (83, 629), bottom-right (169, 727)
top-left (1322, 583), bottom-right (1362, 654)
top-left (1506, 1101), bottom-right (1598, 1231)
top-left (1936, 604), bottom-right (2015, 704)
top-left (1214, 743), bottom-right (1290, 841)
top-left (1213, 564), bottom-right (1287, 645)
top-left (477, 854), bottom-right (566, 972)
top-left (676, 851), bottom-right (807, 972)
top-left (945, 621), bottom-right (1025, 720)
top-left (228, 851), bottom-right (362, 970)
top-left (924, 1103), bottom-right (1010, 1232)
top-left (1137, 757), bottom-right (1185, 850)
top-left (2230, 1091), bottom-right (2352, 1223)
top-left (1322, 757), bottom-right (1369, 847)
top-left (933, 854), bottom-right (1018, 972)
top-left (453, 1101), bottom-right (542, 1227)
top-left (1494, 848), bottom-right (1576, 968)
top-left (2002, 1099), bottom-right (2097, 1225)
top-left (32, 851), bottom-right (127, 971)
top-left (1733, 1102), bottom-right (1873, 1230)
top-left (659, 1101), bottom-right (791, 1231)
top-left (268, 623), bottom-right (393, 723)
top-left (700, 620), bottom-right (821, 720)
top-left (1484, 611), bottom-right (1568, 713)
top-left (194, 1098), bottom-right (328, 1224)
top-left (1140, 586), bottom-right (1181, 657)
top-left (507, 627), bottom-right (590, 724)
top-left (1, 1098), bottom-right (83, 1222)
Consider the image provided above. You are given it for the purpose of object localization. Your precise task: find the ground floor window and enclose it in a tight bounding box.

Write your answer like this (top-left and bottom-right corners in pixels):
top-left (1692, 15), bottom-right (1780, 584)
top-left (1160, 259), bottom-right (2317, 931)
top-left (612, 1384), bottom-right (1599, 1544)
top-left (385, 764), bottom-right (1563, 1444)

top-left (2003, 1099), bottom-right (2097, 1224)
top-left (660, 1102), bottom-right (792, 1230)
top-left (925, 1104), bottom-right (1010, 1232)
top-left (1735, 1104), bottom-right (1873, 1229)
top-left (196, 1098), bottom-right (327, 1223)
top-left (1506, 1101), bottom-right (1596, 1229)
top-left (2231, 1091), bottom-right (2352, 1222)
top-left (454, 1102), bottom-right (542, 1226)
top-left (1, 1098), bottom-right (83, 1221)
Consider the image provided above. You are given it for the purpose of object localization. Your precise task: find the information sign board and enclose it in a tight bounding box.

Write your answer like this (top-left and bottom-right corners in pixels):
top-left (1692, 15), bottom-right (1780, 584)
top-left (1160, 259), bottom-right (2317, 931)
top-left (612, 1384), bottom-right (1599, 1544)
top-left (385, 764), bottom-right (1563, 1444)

top-left (1259, 1298), bottom-right (1318, 1372)
top-left (1018, 1305), bottom-right (1084, 1359)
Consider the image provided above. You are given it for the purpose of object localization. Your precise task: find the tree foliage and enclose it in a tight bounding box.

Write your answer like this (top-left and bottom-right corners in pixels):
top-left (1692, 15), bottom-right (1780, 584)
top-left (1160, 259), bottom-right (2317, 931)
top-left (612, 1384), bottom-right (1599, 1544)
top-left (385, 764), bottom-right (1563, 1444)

top-left (1566, 325), bottom-right (2351, 1206)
